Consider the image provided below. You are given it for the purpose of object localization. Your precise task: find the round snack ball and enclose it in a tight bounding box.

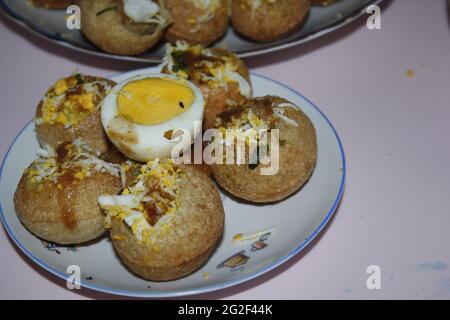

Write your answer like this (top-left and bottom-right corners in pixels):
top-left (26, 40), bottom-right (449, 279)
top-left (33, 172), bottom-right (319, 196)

top-left (162, 43), bottom-right (252, 129)
top-left (231, 0), bottom-right (311, 42)
top-left (14, 141), bottom-right (123, 244)
top-left (211, 96), bottom-right (317, 203)
top-left (165, 0), bottom-right (229, 45)
top-left (35, 74), bottom-right (116, 155)
top-left (79, 0), bottom-right (170, 56)
top-left (101, 161), bottom-right (224, 281)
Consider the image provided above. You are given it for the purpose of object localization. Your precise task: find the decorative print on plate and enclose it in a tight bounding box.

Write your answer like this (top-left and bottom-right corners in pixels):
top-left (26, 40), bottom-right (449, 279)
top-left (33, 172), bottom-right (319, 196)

top-left (41, 240), bottom-right (77, 254)
top-left (217, 250), bottom-right (250, 271)
top-left (251, 232), bottom-right (272, 251)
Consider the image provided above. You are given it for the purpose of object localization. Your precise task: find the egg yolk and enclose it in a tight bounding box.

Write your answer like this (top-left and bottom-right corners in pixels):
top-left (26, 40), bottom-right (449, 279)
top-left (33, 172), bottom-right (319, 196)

top-left (117, 78), bottom-right (194, 125)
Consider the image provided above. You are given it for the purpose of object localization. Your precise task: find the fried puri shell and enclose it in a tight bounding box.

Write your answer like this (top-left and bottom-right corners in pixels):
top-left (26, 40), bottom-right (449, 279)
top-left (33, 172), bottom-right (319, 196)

top-left (14, 169), bottom-right (121, 244)
top-left (212, 96), bottom-right (317, 203)
top-left (35, 76), bottom-right (116, 155)
top-left (110, 165), bottom-right (224, 281)
top-left (79, 0), bottom-right (170, 55)
top-left (231, 0), bottom-right (311, 42)
top-left (165, 0), bottom-right (229, 45)
top-left (162, 48), bottom-right (251, 129)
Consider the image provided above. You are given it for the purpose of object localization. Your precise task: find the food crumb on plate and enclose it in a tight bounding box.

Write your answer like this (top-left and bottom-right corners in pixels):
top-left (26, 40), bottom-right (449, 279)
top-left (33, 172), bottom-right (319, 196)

top-left (406, 68), bottom-right (416, 78)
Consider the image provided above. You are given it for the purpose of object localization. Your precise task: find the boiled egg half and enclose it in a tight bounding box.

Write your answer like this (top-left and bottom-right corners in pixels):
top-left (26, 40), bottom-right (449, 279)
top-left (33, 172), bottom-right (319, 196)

top-left (101, 74), bottom-right (204, 162)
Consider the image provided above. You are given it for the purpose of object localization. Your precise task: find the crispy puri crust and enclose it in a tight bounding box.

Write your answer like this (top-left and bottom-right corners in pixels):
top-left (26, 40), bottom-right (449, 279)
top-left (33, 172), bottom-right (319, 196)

top-left (231, 0), bottom-right (311, 42)
top-left (110, 165), bottom-right (224, 281)
top-left (79, 0), bottom-right (169, 55)
top-left (35, 76), bottom-right (115, 155)
top-left (165, 0), bottom-right (229, 45)
top-left (14, 170), bottom-right (121, 244)
top-left (36, 107), bottom-right (111, 155)
top-left (200, 81), bottom-right (246, 129)
top-left (195, 49), bottom-right (251, 129)
top-left (212, 96), bottom-right (317, 203)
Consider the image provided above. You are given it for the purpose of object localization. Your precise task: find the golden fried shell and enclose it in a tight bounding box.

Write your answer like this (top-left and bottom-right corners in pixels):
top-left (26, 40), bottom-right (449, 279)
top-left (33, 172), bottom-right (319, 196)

top-left (79, 0), bottom-right (170, 55)
top-left (109, 165), bottom-right (224, 281)
top-left (231, 0), bottom-right (311, 42)
top-left (211, 96), bottom-right (317, 203)
top-left (14, 168), bottom-right (121, 245)
top-left (162, 45), bottom-right (252, 129)
top-left (35, 74), bottom-right (116, 155)
top-left (165, 0), bottom-right (229, 45)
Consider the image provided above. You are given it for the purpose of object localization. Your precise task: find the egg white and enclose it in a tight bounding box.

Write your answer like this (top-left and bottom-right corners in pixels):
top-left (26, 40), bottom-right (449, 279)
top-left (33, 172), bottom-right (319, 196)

top-left (101, 73), bottom-right (204, 162)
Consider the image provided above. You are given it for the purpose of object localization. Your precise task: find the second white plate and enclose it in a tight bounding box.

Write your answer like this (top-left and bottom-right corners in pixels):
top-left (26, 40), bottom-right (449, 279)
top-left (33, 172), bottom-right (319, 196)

top-left (0, 0), bottom-right (382, 62)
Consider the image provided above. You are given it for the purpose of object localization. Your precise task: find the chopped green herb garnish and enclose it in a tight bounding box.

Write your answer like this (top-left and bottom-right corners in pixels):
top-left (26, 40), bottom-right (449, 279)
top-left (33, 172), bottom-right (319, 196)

top-left (171, 50), bottom-right (188, 73)
top-left (96, 6), bottom-right (117, 16)
top-left (74, 73), bottom-right (84, 84)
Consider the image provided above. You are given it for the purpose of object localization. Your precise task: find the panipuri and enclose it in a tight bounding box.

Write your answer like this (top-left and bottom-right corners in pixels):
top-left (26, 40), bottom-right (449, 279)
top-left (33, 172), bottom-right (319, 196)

top-left (162, 42), bottom-right (252, 129)
top-left (231, 0), bottom-right (311, 42)
top-left (14, 139), bottom-right (124, 244)
top-left (79, 0), bottom-right (171, 55)
top-left (99, 159), bottom-right (224, 281)
top-left (210, 96), bottom-right (317, 203)
top-left (165, 0), bottom-right (229, 45)
top-left (35, 73), bottom-right (116, 155)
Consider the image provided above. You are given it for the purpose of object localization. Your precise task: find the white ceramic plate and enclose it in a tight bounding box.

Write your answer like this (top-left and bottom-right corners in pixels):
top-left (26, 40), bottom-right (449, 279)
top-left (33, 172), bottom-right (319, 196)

top-left (0, 67), bottom-right (345, 297)
top-left (0, 0), bottom-right (382, 63)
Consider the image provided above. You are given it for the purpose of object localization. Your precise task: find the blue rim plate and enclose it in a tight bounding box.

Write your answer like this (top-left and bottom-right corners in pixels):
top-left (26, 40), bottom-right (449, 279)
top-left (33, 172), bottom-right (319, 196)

top-left (0, 68), bottom-right (345, 297)
top-left (0, 0), bottom-right (382, 63)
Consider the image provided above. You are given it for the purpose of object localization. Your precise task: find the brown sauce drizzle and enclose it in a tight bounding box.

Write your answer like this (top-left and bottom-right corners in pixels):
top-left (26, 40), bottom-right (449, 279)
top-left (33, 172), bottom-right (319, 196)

top-left (143, 203), bottom-right (161, 227)
top-left (217, 108), bottom-right (244, 125)
top-left (55, 142), bottom-right (79, 230)
top-left (57, 170), bottom-right (78, 230)
top-left (56, 142), bottom-right (70, 163)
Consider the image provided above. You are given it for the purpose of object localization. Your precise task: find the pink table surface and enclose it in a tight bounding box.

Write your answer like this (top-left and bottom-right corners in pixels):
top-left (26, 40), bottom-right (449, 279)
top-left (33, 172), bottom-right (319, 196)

top-left (1, 0), bottom-right (450, 300)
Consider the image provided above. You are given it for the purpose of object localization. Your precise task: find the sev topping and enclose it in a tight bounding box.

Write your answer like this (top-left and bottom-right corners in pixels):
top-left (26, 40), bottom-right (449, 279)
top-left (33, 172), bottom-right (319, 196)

top-left (214, 98), bottom-right (299, 168)
top-left (25, 139), bottom-right (123, 187)
top-left (216, 98), bottom-right (298, 142)
top-left (98, 159), bottom-right (184, 246)
top-left (161, 41), bottom-right (252, 98)
top-left (187, 0), bottom-right (221, 32)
